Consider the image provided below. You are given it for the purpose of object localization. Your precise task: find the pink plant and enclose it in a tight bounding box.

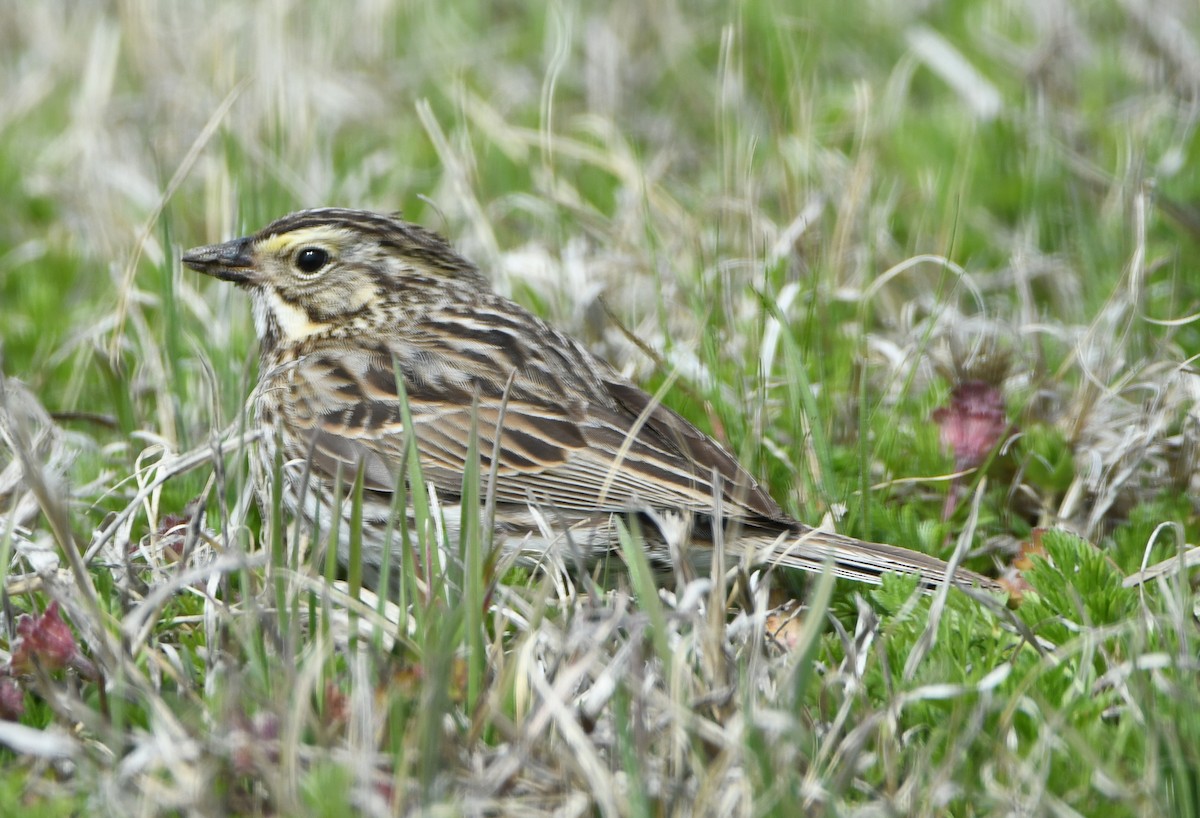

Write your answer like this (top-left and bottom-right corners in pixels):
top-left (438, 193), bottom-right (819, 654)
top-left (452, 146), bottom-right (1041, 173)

top-left (10, 601), bottom-right (97, 681)
top-left (0, 676), bottom-right (25, 720)
top-left (932, 380), bottom-right (1010, 524)
top-left (932, 380), bottom-right (1009, 472)
top-left (11, 602), bottom-right (79, 674)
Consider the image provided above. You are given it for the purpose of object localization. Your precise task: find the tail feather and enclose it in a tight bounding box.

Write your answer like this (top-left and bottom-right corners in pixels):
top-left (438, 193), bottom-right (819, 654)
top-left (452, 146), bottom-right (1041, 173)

top-left (747, 525), bottom-right (1003, 592)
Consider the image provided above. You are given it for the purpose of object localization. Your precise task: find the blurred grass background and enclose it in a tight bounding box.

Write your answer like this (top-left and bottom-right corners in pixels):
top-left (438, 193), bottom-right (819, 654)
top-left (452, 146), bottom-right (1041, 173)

top-left (1, 0), bottom-right (1199, 815)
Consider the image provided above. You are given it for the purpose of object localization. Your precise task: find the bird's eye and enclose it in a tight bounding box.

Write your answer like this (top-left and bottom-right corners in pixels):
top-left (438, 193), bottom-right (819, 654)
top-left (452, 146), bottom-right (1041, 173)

top-left (295, 247), bottom-right (330, 275)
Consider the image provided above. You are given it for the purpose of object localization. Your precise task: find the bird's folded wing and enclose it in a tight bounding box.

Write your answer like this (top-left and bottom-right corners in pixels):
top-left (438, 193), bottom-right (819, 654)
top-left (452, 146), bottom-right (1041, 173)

top-left (282, 349), bottom-right (783, 523)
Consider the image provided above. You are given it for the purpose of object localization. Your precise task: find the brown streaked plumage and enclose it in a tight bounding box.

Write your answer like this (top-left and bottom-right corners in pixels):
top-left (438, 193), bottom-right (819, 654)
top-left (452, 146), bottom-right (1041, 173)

top-left (183, 208), bottom-right (1001, 593)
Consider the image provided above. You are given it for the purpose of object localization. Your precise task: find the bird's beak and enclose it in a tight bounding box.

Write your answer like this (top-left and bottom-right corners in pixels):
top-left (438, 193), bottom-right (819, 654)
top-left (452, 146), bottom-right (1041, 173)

top-left (182, 237), bottom-right (256, 285)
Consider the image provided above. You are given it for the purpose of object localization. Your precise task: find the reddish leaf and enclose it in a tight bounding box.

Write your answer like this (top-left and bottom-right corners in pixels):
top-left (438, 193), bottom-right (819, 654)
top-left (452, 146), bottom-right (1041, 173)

top-left (0, 676), bottom-right (25, 720)
top-left (932, 380), bottom-right (1009, 471)
top-left (11, 602), bottom-right (79, 674)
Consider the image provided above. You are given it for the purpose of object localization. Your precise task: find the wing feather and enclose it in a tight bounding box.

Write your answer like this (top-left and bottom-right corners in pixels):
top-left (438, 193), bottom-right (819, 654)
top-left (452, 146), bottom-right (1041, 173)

top-left (274, 332), bottom-right (785, 525)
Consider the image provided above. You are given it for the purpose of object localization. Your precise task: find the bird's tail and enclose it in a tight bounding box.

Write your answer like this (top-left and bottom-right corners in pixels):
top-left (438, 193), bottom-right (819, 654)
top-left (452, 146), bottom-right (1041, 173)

top-left (745, 524), bottom-right (1003, 593)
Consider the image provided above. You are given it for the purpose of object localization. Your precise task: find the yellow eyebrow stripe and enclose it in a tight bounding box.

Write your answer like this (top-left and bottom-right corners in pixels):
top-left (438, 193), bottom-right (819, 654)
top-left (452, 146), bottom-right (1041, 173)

top-left (259, 233), bottom-right (296, 257)
top-left (258, 225), bottom-right (352, 257)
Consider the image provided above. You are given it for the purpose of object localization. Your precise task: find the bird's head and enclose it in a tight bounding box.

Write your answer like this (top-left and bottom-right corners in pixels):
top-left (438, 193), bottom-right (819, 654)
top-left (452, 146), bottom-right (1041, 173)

top-left (182, 208), bottom-right (485, 351)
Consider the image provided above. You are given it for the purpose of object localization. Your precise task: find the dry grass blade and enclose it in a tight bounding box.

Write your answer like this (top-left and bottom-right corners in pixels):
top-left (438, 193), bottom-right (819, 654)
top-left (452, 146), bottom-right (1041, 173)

top-left (81, 426), bottom-right (260, 565)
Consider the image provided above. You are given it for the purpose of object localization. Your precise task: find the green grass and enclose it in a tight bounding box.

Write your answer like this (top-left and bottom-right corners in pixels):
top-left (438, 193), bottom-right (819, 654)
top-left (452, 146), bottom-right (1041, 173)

top-left (2, 0), bottom-right (1199, 815)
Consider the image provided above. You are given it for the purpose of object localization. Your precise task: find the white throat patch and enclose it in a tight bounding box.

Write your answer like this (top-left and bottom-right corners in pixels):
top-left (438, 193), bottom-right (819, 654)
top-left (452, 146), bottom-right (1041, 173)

top-left (252, 288), bottom-right (331, 343)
